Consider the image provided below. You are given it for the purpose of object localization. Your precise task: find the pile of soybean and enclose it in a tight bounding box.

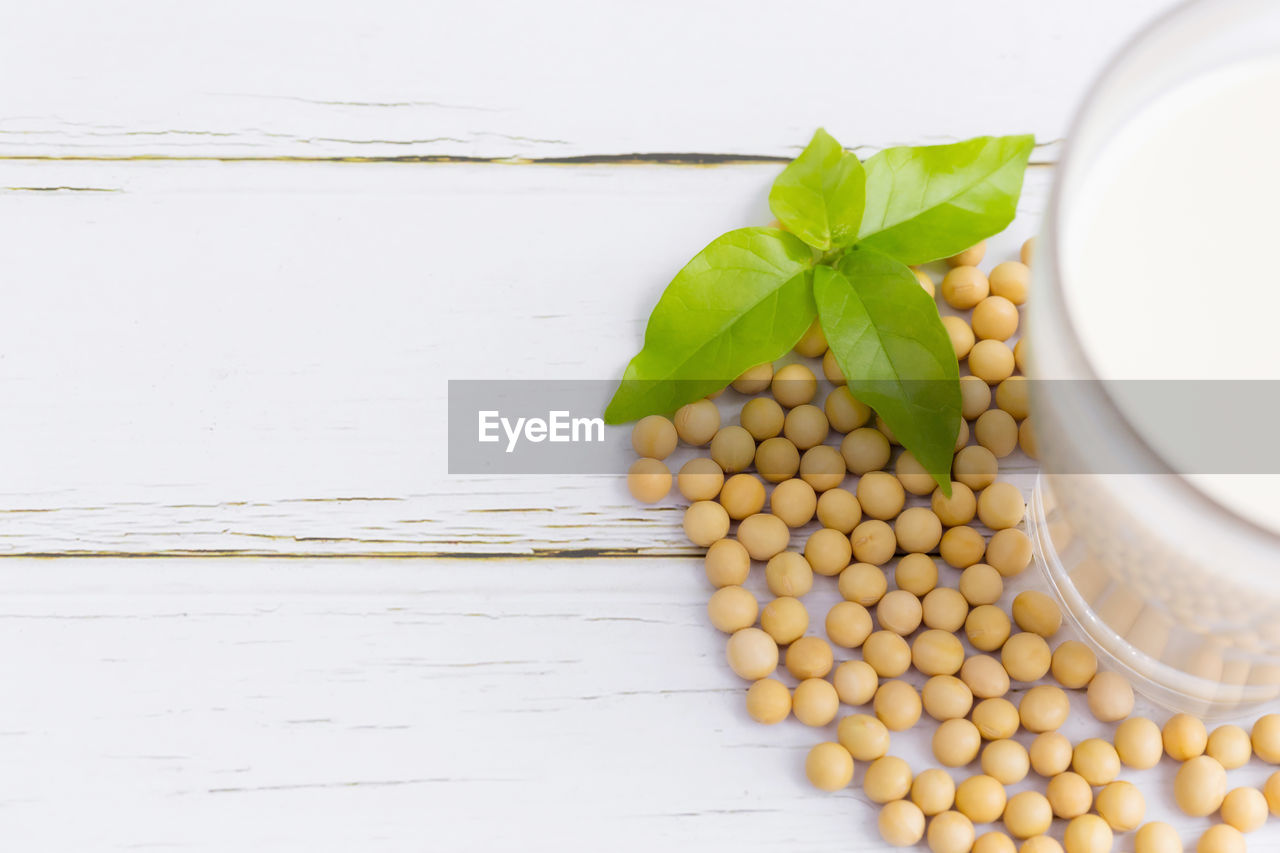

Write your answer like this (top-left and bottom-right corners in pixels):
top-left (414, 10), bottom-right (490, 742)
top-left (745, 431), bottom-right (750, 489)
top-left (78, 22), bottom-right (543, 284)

top-left (626, 237), bottom-right (1280, 853)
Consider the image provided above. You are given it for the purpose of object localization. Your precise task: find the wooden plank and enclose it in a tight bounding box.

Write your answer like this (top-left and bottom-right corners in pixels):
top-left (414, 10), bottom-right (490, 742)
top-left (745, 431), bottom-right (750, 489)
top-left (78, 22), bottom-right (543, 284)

top-left (0, 0), bottom-right (1177, 161)
top-left (0, 162), bottom-right (1047, 554)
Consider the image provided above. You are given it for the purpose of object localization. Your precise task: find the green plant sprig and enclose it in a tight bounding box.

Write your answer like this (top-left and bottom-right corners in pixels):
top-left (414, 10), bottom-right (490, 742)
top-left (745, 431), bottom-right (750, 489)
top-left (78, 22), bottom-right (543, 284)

top-left (605, 129), bottom-right (1034, 493)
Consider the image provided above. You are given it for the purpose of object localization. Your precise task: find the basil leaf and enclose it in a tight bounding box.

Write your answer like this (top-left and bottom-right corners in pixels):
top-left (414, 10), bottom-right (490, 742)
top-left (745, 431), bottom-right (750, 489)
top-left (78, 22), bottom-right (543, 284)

top-left (816, 250), bottom-right (960, 493)
top-left (856, 135), bottom-right (1034, 265)
top-left (768, 128), bottom-right (867, 251)
top-left (605, 227), bottom-right (816, 424)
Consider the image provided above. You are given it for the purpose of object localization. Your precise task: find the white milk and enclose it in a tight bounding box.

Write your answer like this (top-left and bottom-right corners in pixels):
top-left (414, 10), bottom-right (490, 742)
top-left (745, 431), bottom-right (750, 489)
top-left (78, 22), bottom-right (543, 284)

top-left (1061, 57), bottom-right (1280, 535)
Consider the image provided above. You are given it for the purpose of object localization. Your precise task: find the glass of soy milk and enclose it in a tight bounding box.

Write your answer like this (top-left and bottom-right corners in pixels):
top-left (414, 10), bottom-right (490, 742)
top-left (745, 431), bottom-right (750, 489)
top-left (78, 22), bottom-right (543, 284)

top-left (1029, 0), bottom-right (1280, 715)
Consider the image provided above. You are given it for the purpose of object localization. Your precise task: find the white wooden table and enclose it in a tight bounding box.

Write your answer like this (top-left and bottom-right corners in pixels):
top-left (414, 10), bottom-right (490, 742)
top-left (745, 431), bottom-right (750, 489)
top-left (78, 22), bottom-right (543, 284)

top-left (8, 1), bottom-right (1275, 850)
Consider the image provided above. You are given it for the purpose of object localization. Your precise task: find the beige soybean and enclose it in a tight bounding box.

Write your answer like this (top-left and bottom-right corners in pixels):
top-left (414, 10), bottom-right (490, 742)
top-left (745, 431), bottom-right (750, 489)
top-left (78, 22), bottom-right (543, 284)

top-left (929, 810), bottom-right (976, 853)
top-left (996, 376), bottom-right (1030, 420)
top-left (786, 636), bottom-right (834, 679)
top-left (1019, 685), bottom-right (1069, 732)
top-left (941, 526), bottom-right (987, 569)
top-left (678, 456), bottom-right (725, 501)
top-left (859, 471), bottom-right (907, 520)
top-left (976, 409), bottom-right (1019, 458)
top-left (631, 415), bottom-right (677, 459)
top-left (896, 553), bottom-right (939, 597)
top-left (949, 242), bottom-right (987, 268)
top-left (684, 500), bottom-right (730, 546)
top-left (866, 754), bottom-right (914, 803)
top-left (1004, 791), bottom-right (1053, 840)
top-left (865, 631), bottom-right (913, 678)
top-left (978, 482), bottom-right (1026, 530)
top-left (839, 561), bottom-right (888, 606)
top-left (719, 472), bottom-right (766, 520)
top-left (924, 588), bottom-right (971, 633)
top-left (764, 551), bottom-right (812, 597)
top-left (710, 425), bottom-right (757, 473)
top-left (914, 630), bottom-right (966, 677)
top-left (976, 832), bottom-right (1018, 853)
top-left (915, 268), bottom-right (938, 297)
top-left (823, 348), bottom-right (846, 385)
top-left (1021, 837), bottom-right (1064, 853)
top-left (783, 404), bottom-right (829, 450)
top-left (973, 296), bottom-right (1020, 342)
top-left (878, 589), bottom-right (924, 636)
top-left (986, 528), bottom-right (1033, 577)
top-left (923, 675), bottom-right (974, 721)
top-left (1072, 738), bottom-right (1121, 786)
top-left (737, 512), bottom-right (789, 561)
top-left (944, 315), bottom-right (978, 360)
top-left (1252, 713), bottom-right (1280, 762)
top-left (1174, 755), bottom-right (1227, 817)
top-left (704, 538), bottom-right (750, 588)
top-left (852, 519), bottom-right (897, 565)
top-left (674, 398), bottom-right (721, 446)
top-left (817, 488), bottom-right (862, 533)
top-left (825, 386), bottom-right (871, 433)
top-left (792, 677), bottom-right (840, 727)
top-left (934, 482), bottom-right (978, 527)
top-left (875, 679), bottom-right (922, 731)
top-left (1064, 815), bottom-right (1112, 853)
top-left (805, 526), bottom-right (853, 576)
top-left (627, 457), bottom-right (672, 503)
top-left (805, 741), bottom-right (854, 792)
top-left (826, 600), bottom-right (874, 649)
top-left (1011, 591), bottom-right (1061, 638)
top-left (1003, 633), bottom-right (1052, 682)
top-left (760, 596), bottom-right (808, 645)
top-left (733, 362), bottom-right (774, 394)
top-left (942, 266), bottom-right (991, 309)
top-left (1013, 337), bottom-right (1030, 374)
top-left (896, 507), bottom-right (944, 554)
top-left (880, 799), bottom-right (927, 847)
top-left (973, 698), bottom-right (1021, 741)
top-left (970, 340), bottom-right (1016, 385)
top-left (799, 445), bottom-right (845, 492)
top-left (1221, 787), bottom-right (1268, 833)
top-left (1048, 772), bottom-right (1093, 820)
top-left (1266, 770), bottom-right (1280, 815)
top-left (961, 375), bottom-right (994, 420)
top-left (1134, 822), bottom-right (1182, 853)
top-left (1051, 641), bottom-right (1098, 689)
top-left (1164, 713), bottom-right (1208, 761)
top-left (794, 318), bottom-right (828, 358)
top-left (982, 739), bottom-right (1030, 786)
top-left (770, 478), bottom-right (817, 528)
top-left (1020, 238), bottom-right (1036, 267)
top-left (876, 415), bottom-right (900, 446)
top-left (989, 261), bottom-right (1030, 305)
top-left (966, 605), bottom-right (1012, 653)
top-left (962, 654), bottom-right (1011, 699)
top-left (959, 563), bottom-right (1003, 606)
top-left (833, 659), bottom-right (879, 706)
top-left (954, 445), bottom-right (999, 492)
top-left (842, 427), bottom-right (892, 474)
top-left (897, 451), bottom-right (938, 496)
top-left (1115, 717), bottom-right (1164, 770)
top-left (740, 396), bottom-right (785, 440)
top-left (745, 677), bottom-right (791, 724)
top-left (726, 627), bottom-right (778, 680)
top-left (771, 363), bottom-right (818, 408)
top-left (913, 768), bottom-right (957, 816)
top-left (1029, 732), bottom-right (1073, 778)
top-left (1196, 825), bottom-right (1245, 853)
top-left (1207, 725), bottom-right (1253, 769)
top-left (708, 585), bottom-right (758, 633)
top-left (934, 718), bottom-right (982, 767)
top-left (956, 774), bottom-right (1008, 823)
top-left (1018, 419), bottom-right (1037, 459)
top-left (755, 436), bottom-right (801, 483)
top-left (1095, 781), bottom-right (1145, 832)
top-left (839, 713), bottom-right (891, 761)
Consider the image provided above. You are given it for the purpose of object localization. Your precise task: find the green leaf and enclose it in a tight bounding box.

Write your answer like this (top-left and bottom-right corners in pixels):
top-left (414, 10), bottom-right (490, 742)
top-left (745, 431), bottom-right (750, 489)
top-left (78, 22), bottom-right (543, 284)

top-left (605, 227), bottom-right (816, 423)
top-left (768, 128), bottom-right (867, 251)
top-left (815, 250), bottom-right (961, 493)
top-left (856, 135), bottom-right (1034, 265)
